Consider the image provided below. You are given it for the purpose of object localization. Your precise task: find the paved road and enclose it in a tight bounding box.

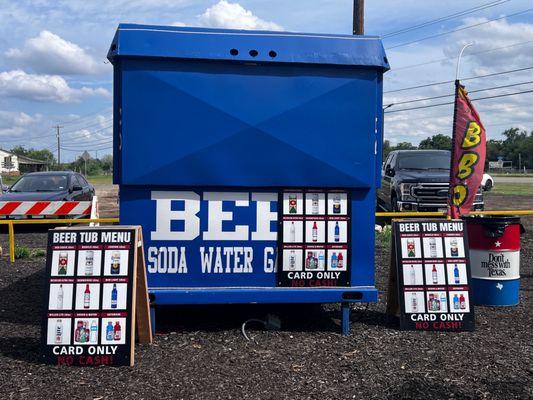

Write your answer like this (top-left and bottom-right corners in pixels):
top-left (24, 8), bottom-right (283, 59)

top-left (493, 176), bottom-right (533, 183)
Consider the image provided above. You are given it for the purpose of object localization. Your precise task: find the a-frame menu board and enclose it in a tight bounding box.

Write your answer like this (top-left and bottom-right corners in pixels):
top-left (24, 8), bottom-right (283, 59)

top-left (41, 226), bottom-right (152, 366)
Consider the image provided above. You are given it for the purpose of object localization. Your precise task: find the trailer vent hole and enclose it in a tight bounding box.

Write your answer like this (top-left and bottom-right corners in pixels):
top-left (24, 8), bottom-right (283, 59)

top-left (249, 49), bottom-right (258, 57)
top-left (269, 50), bottom-right (277, 58)
top-left (230, 48), bottom-right (239, 56)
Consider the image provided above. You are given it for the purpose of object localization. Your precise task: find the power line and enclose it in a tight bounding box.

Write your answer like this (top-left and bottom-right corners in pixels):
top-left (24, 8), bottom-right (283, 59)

top-left (386, 7), bottom-right (533, 50)
top-left (385, 88), bottom-right (533, 114)
top-left (384, 65), bottom-right (533, 93)
top-left (382, 0), bottom-right (510, 38)
top-left (60, 106), bottom-right (112, 126)
top-left (385, 79), bottom-right (533, 107)
top-left (391, 39), bottom-right (533, 72)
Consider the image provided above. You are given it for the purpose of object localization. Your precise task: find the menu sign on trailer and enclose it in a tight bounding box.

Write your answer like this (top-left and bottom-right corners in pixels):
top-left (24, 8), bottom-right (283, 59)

top-left (388, 219), bottom-right (475, 331)
top-left (41, 226), bottom-right (152, 366)
top-left (277, 190), bottom-right (351, 287)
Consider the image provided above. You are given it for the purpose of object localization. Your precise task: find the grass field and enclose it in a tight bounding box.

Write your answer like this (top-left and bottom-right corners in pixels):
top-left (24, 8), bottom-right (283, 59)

top-left (86, 174), bottom-right (112, 184)
top-left (1, 174), bottom-right (112, 186)
top-left (487, 182), bottom-right (533, 196)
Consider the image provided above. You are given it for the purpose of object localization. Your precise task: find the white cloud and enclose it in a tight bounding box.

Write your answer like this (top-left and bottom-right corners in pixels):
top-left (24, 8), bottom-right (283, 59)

top-left (0, 110), bottom-right (42, 138)
top-left (0, 70), bottom-right (110, 103)
top-left (6, 30), bottom-right (107, 75)
top-left (198, 1), bottom-right (283, 31)
top-left (444, 18), bottom-right (533, 73)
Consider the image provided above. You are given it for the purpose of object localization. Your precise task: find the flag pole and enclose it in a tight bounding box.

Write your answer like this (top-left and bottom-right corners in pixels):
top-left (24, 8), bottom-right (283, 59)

top-left (448, 43), bottom-right (473, 219)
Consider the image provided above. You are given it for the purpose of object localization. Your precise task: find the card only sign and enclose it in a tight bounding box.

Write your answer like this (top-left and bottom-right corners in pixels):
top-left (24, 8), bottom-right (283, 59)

top-left (41, 226), bottom-right (151, 366)
top-left (389, 219), bottom-right (475, 331)
top-left (277, 189), bottom-right (351, 287)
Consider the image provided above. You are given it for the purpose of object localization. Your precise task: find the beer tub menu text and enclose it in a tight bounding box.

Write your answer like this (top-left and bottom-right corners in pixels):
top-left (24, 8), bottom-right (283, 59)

top-left (277, 190), bottom-right (351, 287)
top-left (392, 219), bottom-right (475, 331)
top-left (41, 228), bottom-right (137, 366)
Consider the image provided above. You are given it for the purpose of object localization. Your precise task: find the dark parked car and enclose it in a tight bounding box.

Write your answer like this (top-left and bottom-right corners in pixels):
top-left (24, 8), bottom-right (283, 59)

top-left (0, 171), bottom-right (95, 217)
top-left (377, 150), bottom-right (484, 212)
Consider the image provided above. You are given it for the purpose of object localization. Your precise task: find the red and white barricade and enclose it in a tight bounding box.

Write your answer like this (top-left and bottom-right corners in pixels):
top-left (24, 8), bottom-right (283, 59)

top-left (0, 201), bottom-right (92, 218)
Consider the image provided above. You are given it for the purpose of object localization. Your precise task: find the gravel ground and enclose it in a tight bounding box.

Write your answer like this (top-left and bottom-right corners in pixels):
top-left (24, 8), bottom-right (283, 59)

top-left (0, 198), bottom-right (531, 399)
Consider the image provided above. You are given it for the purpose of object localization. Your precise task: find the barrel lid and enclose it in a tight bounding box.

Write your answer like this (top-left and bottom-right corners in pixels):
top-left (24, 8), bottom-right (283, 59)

top-left (462, 215), bottom-right (521, 225)
top-left (107, 24), bottom-right (390, 70)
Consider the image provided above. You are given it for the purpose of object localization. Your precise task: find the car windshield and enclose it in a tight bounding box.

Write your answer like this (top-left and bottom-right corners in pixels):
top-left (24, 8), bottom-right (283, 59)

top-left (9, 175), bottom-right (68, 192)
top-left (397, 153), bottom-right (451, 170)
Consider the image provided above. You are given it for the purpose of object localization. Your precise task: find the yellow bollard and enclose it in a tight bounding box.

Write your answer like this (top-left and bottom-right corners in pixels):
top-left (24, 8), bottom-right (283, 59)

top-left (8, 221), bottom-right (15, 263)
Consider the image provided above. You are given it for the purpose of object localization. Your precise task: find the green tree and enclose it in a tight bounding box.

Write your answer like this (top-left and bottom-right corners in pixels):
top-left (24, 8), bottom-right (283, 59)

top-left (418, 134), bottom-right (452, 150)
top-left (392, 142), bottom-right (417, 150)
top-left (10, 146), bottom-right (56, 164)
top-left (100, 154), bottom-right (113, 174)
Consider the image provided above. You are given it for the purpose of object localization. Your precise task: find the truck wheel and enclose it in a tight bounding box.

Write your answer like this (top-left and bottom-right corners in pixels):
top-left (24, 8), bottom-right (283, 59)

top-left (484, 179), bottom-right (493, 191)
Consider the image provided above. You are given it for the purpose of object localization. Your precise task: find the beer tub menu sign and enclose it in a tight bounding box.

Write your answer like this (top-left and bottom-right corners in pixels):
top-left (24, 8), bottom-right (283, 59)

top-left (41, 226), bottom-right (151, 367)
top-left (277, 190), bottom-right (351, 287)
top-left (388, 219), bottom-right (475, 331)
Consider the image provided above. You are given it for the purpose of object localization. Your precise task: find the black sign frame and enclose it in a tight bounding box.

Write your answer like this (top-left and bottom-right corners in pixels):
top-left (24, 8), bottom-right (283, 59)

top-left (40, 226), bottom-right (150, 366)
top-left (389, 219), bottom-right (475, 331)
top-left (277, 189), bottom-right (352, 288)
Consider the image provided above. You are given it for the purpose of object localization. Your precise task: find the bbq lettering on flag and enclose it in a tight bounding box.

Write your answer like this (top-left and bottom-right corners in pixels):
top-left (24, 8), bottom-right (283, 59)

top-left (448, 82), bottom-right (486, 219)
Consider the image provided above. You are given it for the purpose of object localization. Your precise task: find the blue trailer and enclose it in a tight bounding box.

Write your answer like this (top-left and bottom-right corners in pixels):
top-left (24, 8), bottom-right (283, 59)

top-left (108, 24), bottom-right (389, 334)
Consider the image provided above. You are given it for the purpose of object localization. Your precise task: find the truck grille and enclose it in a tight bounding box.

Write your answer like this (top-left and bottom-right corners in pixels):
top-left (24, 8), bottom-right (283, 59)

top-left (412, 183), bottom-right (449, 204)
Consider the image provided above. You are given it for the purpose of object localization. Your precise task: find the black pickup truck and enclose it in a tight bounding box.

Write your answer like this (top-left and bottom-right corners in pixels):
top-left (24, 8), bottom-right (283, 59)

top-left (377, 149), bottom-right (484, 212)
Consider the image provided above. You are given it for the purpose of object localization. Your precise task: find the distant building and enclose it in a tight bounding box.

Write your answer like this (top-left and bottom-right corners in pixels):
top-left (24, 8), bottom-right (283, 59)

top-left (0, 149), bottom-right (49, 175)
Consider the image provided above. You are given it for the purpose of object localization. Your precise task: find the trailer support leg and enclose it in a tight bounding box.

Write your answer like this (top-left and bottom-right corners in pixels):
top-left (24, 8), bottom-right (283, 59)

top-left (341, 302), bottom-right (350, 336)
top-left (150, 305), bottom-right (156, 336)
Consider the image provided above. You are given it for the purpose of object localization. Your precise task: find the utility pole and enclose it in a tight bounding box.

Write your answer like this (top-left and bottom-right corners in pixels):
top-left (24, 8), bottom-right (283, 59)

top-left (353, 0), bottom-right (364, 35)
top-left (518, 153), bottom-right (521, 173)
top-left (55, 125), bottom-right (63, 167)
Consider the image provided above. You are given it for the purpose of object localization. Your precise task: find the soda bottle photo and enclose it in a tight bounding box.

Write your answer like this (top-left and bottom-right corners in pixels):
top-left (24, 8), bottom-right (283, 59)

top-left (74, 321), bottom-right (83, 342)
top-left (331, 252), bottom-right (338, 269)
top-left (454, 264), bottom-right (460, 284)
top-left (337, 252), bottom-right (343, 269)
top-left (332, 193), bottom-right (341, 214)
top-left (409, 265), bottom-right (416, 285)
top-left (54, 319), bottom-right (63, 344)
top-left (318, 251), bottom-right (325, 269)
top-left (407, 239), bottom-right (416, 258)
top-left (85, 250), bottom-right (94, 276)
top-left (111, 283), bottom-right (118, 309)
top-left (312, 221), bottom-right (318, 242)
top-left (289, 194), bottom-right (297, 214)
top-left (83, 284), bottom-right (91, 309)
top-left (106, 322), bottom-right (114, 341)
top-left (440, 293), bottom-right (447, 312)
top-left (459, 293), bottom-right (466, 310)
top-left (429, 237), bottom-right (437, 258)
top-left (450, 238), bottom-right (459, 257)
top-left (90, 320), bottom-right (98, 343)
top-left (58, 251), bottom-right (68, 275)
top-left (311, 193), bottom-right (319, 215)
top-left (308, 252), bottom-right (317, 270)
top-left (428, 294), bottom-right (434, 311)
top-left (453, 294), bottom-right (460, 310)
top-left (305, 252), bottom-right (313, 269)
top-left (334, 221), bottom-right (340, 242)
top-left (56, 284), bottom-right (64, 310)
top-left (411, 293), bottom-right (418, 312)
top-left (289, 222), bottom-right (296, 242)
top-left (432, 264), bottom-right (438, 284)
top-left (114, 321), bottom-right (122, 341)
top-left (111, 251), bottom-right (121, 274)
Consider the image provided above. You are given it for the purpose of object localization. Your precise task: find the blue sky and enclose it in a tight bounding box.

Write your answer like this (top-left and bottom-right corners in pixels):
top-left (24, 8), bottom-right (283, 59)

top-left (0, 0), bottom-right (532, 161)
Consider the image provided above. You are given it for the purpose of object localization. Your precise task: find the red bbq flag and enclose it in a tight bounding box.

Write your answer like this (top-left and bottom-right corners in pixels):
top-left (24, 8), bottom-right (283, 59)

top-left (448, 81), bottom-right (486, 219)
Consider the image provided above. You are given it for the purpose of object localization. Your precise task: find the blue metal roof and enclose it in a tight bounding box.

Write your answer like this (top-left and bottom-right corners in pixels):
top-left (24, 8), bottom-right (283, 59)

top-left (107, 24), bottom-right (389, 70)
